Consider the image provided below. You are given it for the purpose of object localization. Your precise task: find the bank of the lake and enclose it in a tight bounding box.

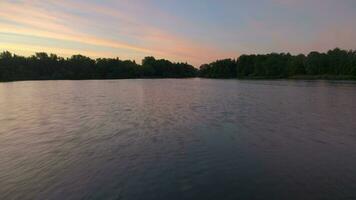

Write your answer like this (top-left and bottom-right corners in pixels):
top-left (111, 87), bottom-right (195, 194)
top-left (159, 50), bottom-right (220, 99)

top-left (1, 48), bottom-right (356, 82)
top-left (204, 75), bottom-right (356, 81)
top-left (2, 76), bottom-right (356, 83)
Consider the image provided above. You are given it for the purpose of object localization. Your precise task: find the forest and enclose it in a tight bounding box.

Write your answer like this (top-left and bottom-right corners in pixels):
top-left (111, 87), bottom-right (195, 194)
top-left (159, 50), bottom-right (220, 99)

top-left (200, 48), bottom-right (356, 79)
top-left (0, 52), bottom-right (197, 81)
top-left (1, 48), bottom-right (356, 81)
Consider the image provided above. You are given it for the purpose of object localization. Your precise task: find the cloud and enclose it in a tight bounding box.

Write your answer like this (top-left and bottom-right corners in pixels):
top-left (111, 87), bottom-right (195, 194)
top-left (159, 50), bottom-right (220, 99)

top-left (0, 0), bottom-right (231, 65)
top-left (0, 42), bottom-right (111, 58)
top-left (0, 1), bottom-right (157, 54)
top-left (1, 0), bottom-right (355, 65)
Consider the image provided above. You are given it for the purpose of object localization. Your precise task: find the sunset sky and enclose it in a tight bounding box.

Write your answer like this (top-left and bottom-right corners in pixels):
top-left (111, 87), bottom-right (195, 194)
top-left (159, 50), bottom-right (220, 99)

top-left (1, 0), bottom-right (356, 66)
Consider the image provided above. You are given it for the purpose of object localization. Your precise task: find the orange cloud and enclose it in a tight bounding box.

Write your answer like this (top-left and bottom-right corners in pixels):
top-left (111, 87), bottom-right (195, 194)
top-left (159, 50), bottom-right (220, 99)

top-left (0, 0), bottom-right (234, 65)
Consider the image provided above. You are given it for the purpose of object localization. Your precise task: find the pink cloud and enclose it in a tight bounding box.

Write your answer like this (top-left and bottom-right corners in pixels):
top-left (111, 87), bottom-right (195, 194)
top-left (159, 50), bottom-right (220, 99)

top-left (0, 0), bottom-right (233, 65)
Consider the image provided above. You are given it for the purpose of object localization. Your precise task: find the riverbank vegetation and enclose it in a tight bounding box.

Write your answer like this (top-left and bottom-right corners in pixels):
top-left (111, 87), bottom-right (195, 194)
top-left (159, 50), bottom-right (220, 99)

top-left (1, 48), bottom-right (356, 81)
top-left (0, 52), bottom-right (197, 81)
top-left (199, 48), bottom-right (356, 79)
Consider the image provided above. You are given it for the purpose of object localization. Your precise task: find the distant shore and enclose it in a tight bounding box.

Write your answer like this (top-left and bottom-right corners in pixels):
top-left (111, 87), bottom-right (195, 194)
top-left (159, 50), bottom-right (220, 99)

top-left (233, 75), bottom-right (356, 81)
top-left (2, 76), bottom-right (356, 83)
top-left (1, 48), bottom-right (356, 82)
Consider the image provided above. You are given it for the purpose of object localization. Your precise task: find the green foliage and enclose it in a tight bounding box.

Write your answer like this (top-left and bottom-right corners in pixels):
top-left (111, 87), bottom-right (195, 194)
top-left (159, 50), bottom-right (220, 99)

top-left (199, 59), bottom-right (237, 78)
top-left (0, 52), bottom-right (197, 81)
top-left (200, 48), bottom-right (356, 79)
top-left (142, 56), bottom-right (197, 78)
top-left (1, 48), bottom-right (355, 81)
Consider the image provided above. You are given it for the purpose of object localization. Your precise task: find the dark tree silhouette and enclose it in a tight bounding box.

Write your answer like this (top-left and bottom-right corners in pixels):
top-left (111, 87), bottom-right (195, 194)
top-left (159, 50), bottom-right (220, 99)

top-left (0, 52), bottom-right (197, 81)
top-left (1, 48), bottom-right (355, 81)
top-left (200, 48), bottom-right (356, 79)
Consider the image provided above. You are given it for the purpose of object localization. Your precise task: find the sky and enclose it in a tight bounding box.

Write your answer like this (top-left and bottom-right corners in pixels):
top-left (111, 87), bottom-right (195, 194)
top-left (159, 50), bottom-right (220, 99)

top-left (0, 0), bottom-right (356, 66)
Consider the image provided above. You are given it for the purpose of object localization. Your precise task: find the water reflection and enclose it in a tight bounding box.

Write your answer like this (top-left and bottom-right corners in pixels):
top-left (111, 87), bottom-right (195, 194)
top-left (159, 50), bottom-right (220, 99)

top-left (0, 79), bottom-right (356, 200)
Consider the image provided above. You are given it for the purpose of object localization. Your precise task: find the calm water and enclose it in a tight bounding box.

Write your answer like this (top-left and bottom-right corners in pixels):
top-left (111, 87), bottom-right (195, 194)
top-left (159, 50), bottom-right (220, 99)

top-left (1, 79), bottom-right (356, 200)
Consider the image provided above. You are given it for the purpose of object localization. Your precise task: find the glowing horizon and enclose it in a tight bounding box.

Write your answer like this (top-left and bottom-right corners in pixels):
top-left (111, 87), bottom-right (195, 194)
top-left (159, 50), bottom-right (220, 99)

top-left (1, 0), bottom-right (356, 66)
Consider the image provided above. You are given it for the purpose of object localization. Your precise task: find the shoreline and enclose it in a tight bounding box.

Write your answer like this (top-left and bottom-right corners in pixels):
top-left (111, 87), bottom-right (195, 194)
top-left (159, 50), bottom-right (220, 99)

top-left (2, 76), bottom-right (356, 83)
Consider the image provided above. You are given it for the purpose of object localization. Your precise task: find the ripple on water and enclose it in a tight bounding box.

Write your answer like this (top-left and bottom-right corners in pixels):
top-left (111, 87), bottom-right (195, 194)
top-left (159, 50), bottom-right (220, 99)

top-left (0, 79), bottom-right (356, 200)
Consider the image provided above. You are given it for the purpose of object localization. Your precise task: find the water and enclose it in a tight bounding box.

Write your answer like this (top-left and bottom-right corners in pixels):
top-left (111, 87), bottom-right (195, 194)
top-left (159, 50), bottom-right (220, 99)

top-left (1, 79), bottom-right (356, 200)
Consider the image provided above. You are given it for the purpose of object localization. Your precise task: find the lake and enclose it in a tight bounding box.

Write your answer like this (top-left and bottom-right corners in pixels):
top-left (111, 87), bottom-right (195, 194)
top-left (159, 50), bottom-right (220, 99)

top-left (1, 79), bottom-right (356, 200)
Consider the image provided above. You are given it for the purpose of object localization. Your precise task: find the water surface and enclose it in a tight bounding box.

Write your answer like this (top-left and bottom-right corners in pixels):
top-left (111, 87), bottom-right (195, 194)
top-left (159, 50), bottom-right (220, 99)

top-left (1, 79), bottom-right (356, 200)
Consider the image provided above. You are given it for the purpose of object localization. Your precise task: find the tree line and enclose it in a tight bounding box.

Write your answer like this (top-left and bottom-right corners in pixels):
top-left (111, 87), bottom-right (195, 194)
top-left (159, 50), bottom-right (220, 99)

top-left (1, 48), bottom-right (356, 81)
top-left (0, 52), bottom-right (197, 81)
top-left (199, 48), bottom-right (356, 79)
